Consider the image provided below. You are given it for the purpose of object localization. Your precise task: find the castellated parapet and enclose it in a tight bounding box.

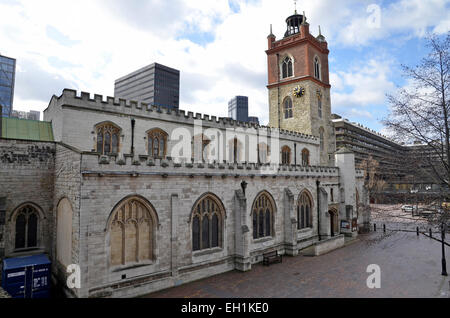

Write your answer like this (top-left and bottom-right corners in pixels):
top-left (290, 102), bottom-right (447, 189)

top-left (80, 151), bottom-right (340, 179)
top-left (44, 89), bottom-right (322, 166)
top-left (49, 89), bottom-right (319, 142)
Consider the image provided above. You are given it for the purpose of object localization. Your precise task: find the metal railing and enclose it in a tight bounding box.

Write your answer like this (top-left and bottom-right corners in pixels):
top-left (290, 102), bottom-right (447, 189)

top-left (371, 222), bottom-right (450, 247)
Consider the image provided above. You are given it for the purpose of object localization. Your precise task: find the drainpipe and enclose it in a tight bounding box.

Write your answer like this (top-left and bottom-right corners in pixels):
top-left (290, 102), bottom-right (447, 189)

top-left (317, 179), bottom-right (322, 241)
top-left (294, 143), bottom-right (297, 166)
top-left (131, 118), bottom-right (136, 155)
top-left (0, 106), bottom-right (2, 138)
top-left (276, 53), bottom-right (281, 129)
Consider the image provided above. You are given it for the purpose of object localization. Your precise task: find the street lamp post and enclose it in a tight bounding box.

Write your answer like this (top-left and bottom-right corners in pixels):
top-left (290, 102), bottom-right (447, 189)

top-left (442, 223), bottom-right (448, 276)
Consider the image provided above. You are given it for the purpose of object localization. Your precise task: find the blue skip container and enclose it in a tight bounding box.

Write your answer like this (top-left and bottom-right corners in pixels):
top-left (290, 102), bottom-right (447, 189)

top-left (1, 254), bottom-right (51, 298)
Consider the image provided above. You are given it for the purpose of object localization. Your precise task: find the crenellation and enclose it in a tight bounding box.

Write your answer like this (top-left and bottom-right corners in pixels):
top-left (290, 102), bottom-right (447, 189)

top-left (75, 153), bottom-right (346, 178)
top-left (130, 100), bottom-right (138, 109)
top-left (81, 91), bottom-right (91, 101)
top-left (94, 94), bottom-right (103, 103)
top-left (106, 96), bottom-right (115, 105)
top-left (119, 98), bottom-right (127, 108)
top-left (63, 88), bottom-right (77, 98)
top-left (162, 106), bottom-right (171, 114)
top-left (51, 89), bottom-right (320, 146)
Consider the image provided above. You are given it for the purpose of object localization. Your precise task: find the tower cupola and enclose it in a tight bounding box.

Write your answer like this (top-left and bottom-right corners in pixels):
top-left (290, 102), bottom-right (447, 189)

top-left (284, 11), bottom-right (304, 37)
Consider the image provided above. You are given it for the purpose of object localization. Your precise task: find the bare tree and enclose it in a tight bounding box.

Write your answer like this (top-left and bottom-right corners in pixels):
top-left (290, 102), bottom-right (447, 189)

top-left (360, 155), bottom-right (386, 203)
top-left (383, 32), bottom-right (450, 267)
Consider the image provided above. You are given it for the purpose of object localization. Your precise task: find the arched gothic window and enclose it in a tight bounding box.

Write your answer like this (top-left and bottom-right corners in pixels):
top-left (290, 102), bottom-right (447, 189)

top-left (56, 198), bottom-right (73, 267)
top-left (96, 122), bottom-right (120, 155)
top-left (281, 146), bottom-right (291, 165)
top-left (301, 148), bottom-right (310, 166)
top-left (284, 97), bottom-right (293, 119)
top-left (314, 57), bottom-right (321, 80)
top-left (148, 128), bottom-right (168, 158)
top-left (252, 192), bottom-right (275, 239)
top-left (14, 205), bottom-right (40, 250)
top-left (108, 197), bottom-right (157, 266)
top-left (282, 56), bottom-right (293, 78)
top-left (297, 191), bottom-right (313, 229)
top-left (319, 127), bottom-right (325, 151)
top-left (191, 194), bottom-right (225, 251)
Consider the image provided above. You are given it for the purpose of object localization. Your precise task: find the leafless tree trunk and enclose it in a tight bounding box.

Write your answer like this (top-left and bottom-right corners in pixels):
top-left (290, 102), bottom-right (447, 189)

top-left (360, 155), bottom-right (386, 203)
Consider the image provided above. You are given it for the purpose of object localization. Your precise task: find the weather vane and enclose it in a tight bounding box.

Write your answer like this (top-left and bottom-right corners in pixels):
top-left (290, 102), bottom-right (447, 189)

top-left (294, 0), bottom-right (297, 13)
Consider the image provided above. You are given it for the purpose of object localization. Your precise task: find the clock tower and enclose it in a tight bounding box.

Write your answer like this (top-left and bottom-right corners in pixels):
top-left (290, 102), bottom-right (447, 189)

top-left (266, 10), bottom-right (335, 166)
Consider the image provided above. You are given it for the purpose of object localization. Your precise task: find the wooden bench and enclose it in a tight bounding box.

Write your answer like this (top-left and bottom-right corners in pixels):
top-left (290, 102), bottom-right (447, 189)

top-left (263, 250), bottom-right (282, 266)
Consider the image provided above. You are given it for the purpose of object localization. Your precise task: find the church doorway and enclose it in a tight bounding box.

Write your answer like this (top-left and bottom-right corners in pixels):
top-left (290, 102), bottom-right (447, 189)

top-left (328, 209), bottom-right (338, 237)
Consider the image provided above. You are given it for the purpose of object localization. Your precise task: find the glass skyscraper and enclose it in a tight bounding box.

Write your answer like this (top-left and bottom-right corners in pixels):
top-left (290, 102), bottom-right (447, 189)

top-left (0, 54), bottom-right (16, 117)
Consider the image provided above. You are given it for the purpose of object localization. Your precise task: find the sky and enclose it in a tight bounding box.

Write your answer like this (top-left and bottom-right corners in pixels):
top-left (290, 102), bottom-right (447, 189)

top-left (0, 0), bottom-right (449, 133)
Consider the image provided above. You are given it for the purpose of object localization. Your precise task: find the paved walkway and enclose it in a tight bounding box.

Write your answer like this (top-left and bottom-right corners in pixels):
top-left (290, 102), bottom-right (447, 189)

top-left (144, 230), bottom-right (450, 298)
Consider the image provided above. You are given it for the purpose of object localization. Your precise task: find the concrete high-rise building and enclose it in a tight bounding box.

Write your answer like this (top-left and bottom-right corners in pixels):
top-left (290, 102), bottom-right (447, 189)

top-left (114, 63), bottom-right (180, 110)
top-left (332, 114), bottom-right (443, 203)
top-left (228, 96), bottom-right (249, 122)
top-left (11, 110), bottom-right (40, 121)
top-left (0, 54), bottom-right (16, 118)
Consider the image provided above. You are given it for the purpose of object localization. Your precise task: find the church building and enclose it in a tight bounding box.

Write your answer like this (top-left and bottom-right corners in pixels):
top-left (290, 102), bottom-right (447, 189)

top-left (0, 10), bottom-right (369, 298)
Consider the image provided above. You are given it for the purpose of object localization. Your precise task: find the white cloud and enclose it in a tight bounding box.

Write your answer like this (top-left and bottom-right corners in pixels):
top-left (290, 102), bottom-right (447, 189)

top-left (349, 108), bottom-right (373, 119)
top-left (335, 0), bottom-right (450, 46)
top-left (0, 0), bottom-right (448, 127)
top-left (331, 58), bottom-right (396, 107)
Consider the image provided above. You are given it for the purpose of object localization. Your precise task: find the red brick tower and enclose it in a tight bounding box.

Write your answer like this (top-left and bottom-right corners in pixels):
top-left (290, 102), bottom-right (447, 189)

top-left (266, 11), bottom-right (335, 165)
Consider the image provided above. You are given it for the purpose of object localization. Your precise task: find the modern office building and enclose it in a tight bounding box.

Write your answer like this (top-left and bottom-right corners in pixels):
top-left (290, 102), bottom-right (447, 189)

top-left (114, 63), bottom-right (180, 110)
top-left (0, 54), bottom-right (16, 117)
top-left (11, 110), bottom-right (40, 121)
top-left (228, 96), bottom-right (249, 122)
top-left (248, 116), bottom-right (260, 125)
top-left (227, 96), bottom-right (260, 124)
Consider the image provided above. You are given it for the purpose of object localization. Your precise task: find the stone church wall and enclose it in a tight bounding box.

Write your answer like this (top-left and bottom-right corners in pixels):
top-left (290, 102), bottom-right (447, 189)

top-left (51, 143), bottom-right (83, 297)
top-left (75, 152), bottom-right (342, 297)
top-left (0, 136), bottom-right (365, 298)
top-left (0, 139), bottom-right (55, 261)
